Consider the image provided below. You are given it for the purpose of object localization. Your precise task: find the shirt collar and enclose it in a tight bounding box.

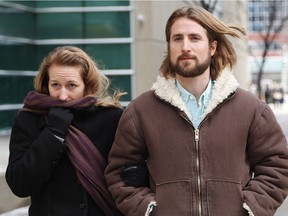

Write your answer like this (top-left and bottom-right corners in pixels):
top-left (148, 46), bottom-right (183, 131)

top-left (176, 79), bottom-right (213, 107)
top-left (202, 79), bottom-right (213, 107)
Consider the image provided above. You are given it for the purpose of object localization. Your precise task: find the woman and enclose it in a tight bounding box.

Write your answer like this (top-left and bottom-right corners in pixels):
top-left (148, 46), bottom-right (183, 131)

top-left (6, 46), bottom-right (124, 216)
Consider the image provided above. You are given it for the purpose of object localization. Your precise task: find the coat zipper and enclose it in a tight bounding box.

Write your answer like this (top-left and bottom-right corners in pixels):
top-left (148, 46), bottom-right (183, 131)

top-left (192, 95), bottom-right (235, 216)
top-left (194, 128), bottom-right (202, 216)
top-left (180, 112), bottom-right (202, 216)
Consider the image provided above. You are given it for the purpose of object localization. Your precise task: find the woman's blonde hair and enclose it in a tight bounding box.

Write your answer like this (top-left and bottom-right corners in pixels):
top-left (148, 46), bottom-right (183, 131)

top-left (160, 6), bottom-right (246, 80)
top-left (34, 46), bottom-right (125, 108)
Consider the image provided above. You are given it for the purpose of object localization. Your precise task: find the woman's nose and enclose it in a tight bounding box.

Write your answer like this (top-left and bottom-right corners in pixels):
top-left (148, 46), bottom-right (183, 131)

top-left (59, 89), bottom-right (69, 101)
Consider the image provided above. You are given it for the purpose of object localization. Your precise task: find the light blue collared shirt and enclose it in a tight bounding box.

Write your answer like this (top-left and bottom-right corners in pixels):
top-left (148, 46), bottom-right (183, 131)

top-left (176, 79), bottom-right (213, 128)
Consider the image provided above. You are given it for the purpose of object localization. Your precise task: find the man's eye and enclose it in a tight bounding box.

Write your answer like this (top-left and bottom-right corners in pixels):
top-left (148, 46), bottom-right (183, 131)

top-left (174, 37), bottom-right (182, 41)
top-left (190, 36), bottom-right (200, 41)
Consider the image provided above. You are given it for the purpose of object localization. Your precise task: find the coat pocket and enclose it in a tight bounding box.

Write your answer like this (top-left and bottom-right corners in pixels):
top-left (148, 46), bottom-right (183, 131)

top-left (206, 179), bottom-right (247, 216)
top-left (154, 180), bottom-right (192, 216)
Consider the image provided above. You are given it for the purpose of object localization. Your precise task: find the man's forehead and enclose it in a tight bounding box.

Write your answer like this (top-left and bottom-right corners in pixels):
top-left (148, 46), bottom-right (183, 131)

top-left (170, 18), bottom-right (207, 35)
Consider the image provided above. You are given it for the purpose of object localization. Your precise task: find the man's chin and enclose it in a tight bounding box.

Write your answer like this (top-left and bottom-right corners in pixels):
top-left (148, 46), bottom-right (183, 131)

top-left (176, 72), bottom-right (195, 78)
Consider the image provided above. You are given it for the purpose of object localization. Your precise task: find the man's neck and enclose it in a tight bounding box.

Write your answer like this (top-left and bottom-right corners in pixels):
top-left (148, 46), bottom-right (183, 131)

top-left (176, 71), bottom-right (210, 102)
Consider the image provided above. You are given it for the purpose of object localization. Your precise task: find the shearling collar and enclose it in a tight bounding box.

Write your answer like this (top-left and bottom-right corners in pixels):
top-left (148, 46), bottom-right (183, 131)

top-left (151, 67), bottom-right (239, 120)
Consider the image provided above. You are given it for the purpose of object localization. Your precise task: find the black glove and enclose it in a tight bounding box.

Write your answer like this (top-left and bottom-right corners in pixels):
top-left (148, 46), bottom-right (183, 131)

top-left (120, 163), bottom-right (150, 187)
top-left (47, 107), bottom-right (73, 139)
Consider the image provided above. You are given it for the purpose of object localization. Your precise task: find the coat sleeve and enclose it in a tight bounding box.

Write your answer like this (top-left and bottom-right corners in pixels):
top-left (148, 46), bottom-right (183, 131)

top-left (5, 111), bottom-right (67, 197)
top-left (243, 104), bottom-right (288, 216)
top-left (105, 105), bottom-right (156, 216)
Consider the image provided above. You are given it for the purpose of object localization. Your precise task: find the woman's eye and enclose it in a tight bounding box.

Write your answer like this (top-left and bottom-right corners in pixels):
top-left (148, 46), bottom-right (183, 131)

top-left (51, 83), bottom-right (60, 88)
top-left (68, 83), bottom-right (77, 89)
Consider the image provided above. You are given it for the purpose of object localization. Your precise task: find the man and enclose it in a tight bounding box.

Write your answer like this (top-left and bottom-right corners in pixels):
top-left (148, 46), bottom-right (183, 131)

top-left (105, 6), bottom-right (288, 216)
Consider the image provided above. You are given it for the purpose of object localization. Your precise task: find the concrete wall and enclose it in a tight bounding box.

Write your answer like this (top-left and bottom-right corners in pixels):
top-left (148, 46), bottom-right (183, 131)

top-left (133, 1), bottom-right (186, 97)
top-left (221, 0), bottom-right (250, 90)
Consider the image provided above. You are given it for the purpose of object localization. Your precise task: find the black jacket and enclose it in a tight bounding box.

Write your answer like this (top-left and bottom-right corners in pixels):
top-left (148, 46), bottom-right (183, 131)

top-left (6, 106), bottom-right (123, 216)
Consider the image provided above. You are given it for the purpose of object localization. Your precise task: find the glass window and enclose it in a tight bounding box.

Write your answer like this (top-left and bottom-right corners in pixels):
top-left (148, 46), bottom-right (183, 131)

top-left (0, 76), bottom-right (34, 104)
top-left (0, 0), bottom-right (132, 131)
top-left (84, 44), bottom-right (131, 69)
top-left (36, 44), bottom-right (131, 70)
top-left (0, 44), bottom-right (37, 70)
top-left (35, 1), bottom-right (82, 8)
top-left (0, 6), bottom-right (35, 38)
top-left (36, 11), bottom-right (130, 39)
top-left (36, 13), bottom-right (83, 39)
top-left (0, 110), bottom-right (18, 130)
top-left (108, 75), bottom-right (131, 101)
top-left (84, 1), bottom-right (129, 7)
top-left (6, 1), bottom-right (35, 7)
top-left (86, 12), bottom-right (130, 38)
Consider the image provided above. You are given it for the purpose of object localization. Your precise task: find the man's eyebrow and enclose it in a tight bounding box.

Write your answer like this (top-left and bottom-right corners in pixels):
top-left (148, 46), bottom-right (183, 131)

top-left (171, 33), bottom-right (202, 38)
top-left (189, 33), bottom-right (202, 37)
top-left (171, 33), bottom-right (183, 38)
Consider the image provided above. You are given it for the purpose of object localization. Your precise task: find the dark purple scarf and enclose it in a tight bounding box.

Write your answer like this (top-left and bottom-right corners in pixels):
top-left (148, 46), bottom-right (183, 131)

top-left (22, 91), bottom-right (122, 216)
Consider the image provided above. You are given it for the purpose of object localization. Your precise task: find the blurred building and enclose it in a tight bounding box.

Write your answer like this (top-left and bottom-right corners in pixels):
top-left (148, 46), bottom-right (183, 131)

top-left (248, 0), bottom-right (288, 92)
top-left (0, 0), bottom-right (249, 134)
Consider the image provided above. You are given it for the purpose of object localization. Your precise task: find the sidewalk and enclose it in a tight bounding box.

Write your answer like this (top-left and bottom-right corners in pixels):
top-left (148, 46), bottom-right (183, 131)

top-left (0, 207), bottom-right (28, 216)
top-left (272, 102), bottom-right (288, 216)
top-left (0, 135), bottom-right (9, 174)
top-left (270, 101), bottom-right (288, 138)
top-left (270, 101), bottom-right (288, 115)
top-left (0, 136), bottom-right (29, 215)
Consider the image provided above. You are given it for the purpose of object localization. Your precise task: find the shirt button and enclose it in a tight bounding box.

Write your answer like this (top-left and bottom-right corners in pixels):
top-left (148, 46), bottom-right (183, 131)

top-left (79, 203), bottom-right (85, 209)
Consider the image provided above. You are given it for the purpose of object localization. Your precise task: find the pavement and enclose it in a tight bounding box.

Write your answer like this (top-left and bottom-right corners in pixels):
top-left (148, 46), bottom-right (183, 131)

top-left (0, 135), bottom-right (9, 174)
top-left (272, 102), bottom-right (288, 216)
top-left (0, 102), bottom-right (287, 215)
top-left (0, 136), bottom-right (30, 215)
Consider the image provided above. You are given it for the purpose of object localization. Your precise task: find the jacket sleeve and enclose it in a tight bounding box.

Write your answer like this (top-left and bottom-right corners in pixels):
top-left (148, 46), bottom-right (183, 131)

top-left (5, 111), bottom-right (67, 197)
top-left (105, 105), bottom-right (156, 216)
top-left (243, 104), bottom-right (288, 216)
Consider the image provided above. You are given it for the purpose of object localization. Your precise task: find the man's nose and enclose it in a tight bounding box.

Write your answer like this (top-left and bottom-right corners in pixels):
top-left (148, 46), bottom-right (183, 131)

top-left (181, 38), bottom-right (191, 52)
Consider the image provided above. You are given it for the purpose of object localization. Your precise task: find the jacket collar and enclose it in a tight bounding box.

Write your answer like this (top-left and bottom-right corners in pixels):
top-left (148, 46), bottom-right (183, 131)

top-left (151, 67), bottom-right (239, 119)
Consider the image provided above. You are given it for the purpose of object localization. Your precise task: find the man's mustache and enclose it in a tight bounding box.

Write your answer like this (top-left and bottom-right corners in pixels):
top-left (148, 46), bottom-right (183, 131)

top-left (177, 54), bottom-right (197, 61)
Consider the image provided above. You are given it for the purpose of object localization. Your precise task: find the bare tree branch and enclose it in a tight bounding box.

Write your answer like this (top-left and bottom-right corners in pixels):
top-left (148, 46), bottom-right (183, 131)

top-left (182, 0), bottom-right (193, 6)
top-left (182, 0), bottom-right (218, 13)
top-left (251, 0), bottom-right (288, 98)
top-left (199, 0), bottom-right (218, 12)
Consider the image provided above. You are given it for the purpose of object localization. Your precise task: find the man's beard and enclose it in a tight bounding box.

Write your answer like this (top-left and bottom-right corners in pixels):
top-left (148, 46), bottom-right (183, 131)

top-left (170, 53), bottom-right (211, 78)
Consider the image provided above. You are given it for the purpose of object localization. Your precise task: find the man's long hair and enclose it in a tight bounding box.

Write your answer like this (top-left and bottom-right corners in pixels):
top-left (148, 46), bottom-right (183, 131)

top-left (160, 6), bottom-right (246, 80)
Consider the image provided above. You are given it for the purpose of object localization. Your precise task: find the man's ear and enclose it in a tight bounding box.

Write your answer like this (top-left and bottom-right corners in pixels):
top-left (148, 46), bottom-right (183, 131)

top-left (210, 40), bottom-right (218, 56)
